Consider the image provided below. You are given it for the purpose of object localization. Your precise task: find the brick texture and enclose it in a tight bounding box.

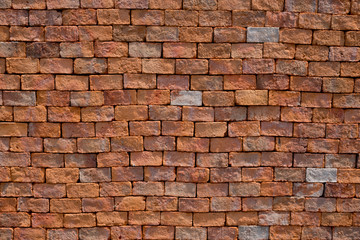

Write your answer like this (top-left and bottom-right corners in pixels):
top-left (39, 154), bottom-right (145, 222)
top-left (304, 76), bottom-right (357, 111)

top-left (0, 0), bottom-right (359, 239)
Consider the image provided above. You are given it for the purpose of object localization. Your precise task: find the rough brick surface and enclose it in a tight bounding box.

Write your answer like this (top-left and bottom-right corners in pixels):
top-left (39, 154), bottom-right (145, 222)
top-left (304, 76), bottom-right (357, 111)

top-left (0, 0), bottom-right (359, 238)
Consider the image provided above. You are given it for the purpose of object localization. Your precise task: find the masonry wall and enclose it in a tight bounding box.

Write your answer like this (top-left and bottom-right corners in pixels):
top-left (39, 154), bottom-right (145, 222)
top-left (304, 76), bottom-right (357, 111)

top-left (0, 0), bottom-right (360, 239)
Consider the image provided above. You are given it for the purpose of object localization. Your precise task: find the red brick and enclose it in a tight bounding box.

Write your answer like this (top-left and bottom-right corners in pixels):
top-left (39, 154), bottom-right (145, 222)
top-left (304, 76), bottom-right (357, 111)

top-left (131, 151), bottom-right (162, 166)
top-left (226, 212), bottom-right (258, 225)
top-left (144, 226), bottom-right (175, 239)
top-left (242, 167), bottom-right (273, 182)
top-left (276, 60), bottom-right (307, 76)
top-left (128, 211), bottom-right (161, 225)
top-left (294, 123), bottom-right (326, 138)
top-left (203, 91), bottom-right (234, 106)
top-left (313, 30), bottom-right (344, 46)
top-left (211, 167), bottom-right (242, 182)
top-left (67, 183), bottom-right (99, 198)
top-left (7, 58), bottom-right (39, 74)
top-left (63, 9), bottom-right (96, 25)
top-left (95, 42), bottom-right (127, 58)
top-left (243, 59), bottom-right (274, 74)
top-left (228, 121), bottom-right (260, 137)
top-left (48, 107), bottom-right (80, 122)
top-left (45, 26), bottom-right (78, 41)
top-left (243, 136), bottom-right (275, 151)
top-left (261, 121), bottom-right (293, 136)
top-left (81, 106), bottom-right (114, 122)
top-left (161, 212), bottom-right (192, 226)
top-left (144, 136), bottom-right (175, 151)
top-left (325, 183), bottom-right (355, 198)
top-left (82, 197), bottom-right (114, 212)
top-left (79, 26), bottom-right (112, 41)
top-left (97, 9), bottom-right (129, 25)
top-left (18, 198), bottom-right (49, 212)
top-left (179, 198), bottom-right (209, 212)
top-left (210, 138), bottom-right (242, 152)
top-left (308, 139), bottom-right (339, 153)
top-left (252, 0), bottom-right (284, 10)
top-left (113, 25), bottom-right (146, 42)
top-left (65, 154), bottom-right (96, 168)
top-left (318, 0), bottom-right (351, 14)
top-left (322, 213), bottom-right (352, 226)
top-left (280, 28), bottom-right (312, 44)
top-left (132, 10), bottom-right (164, 25)
top-left (96, 121), bottom-right (128, 137)
top-left (157, 75), bottom-right (189, 90)
top-left (163, 152), bottom-right (195, 167)
top-left (191, 75), bottom-right (223, 90)
top-left (137, 90), bottom-right (170, 105)
top-left (243, 197), bottom-right (272, 211)
top-left (146, 26), bottom-right (178, 42)
top-left (112, 167), bottom-right (143, 181)
top-left (294, 153), bottom-right (323, 168)
top-left (299, 13), bottom-right (331, 29)
top-left (115, 196), bottom-right (145, 211)
top-left (64, 213), bottom-right (96, 228)
top-left (179, 27), bottom-right (213, 42)
top-left (229, 152), bottom-right (261, 167)
top-left (33, 183), bottom-right (66, 198)
top-left (209, 59), bottom-right (242, 74)
top-left (309, 62), bottom-right (340, 77)
top-left (0, 213), bottom-right (30, 227)
top-left (224, 75), bottom-right (256, 90)
top-left (80, 168), bottom-right (111, 183)
top-left (149, 0), bottom-right (181, 9)
top-left (46, 168), bottom-right (79, 183)
top-left (261, 182), bottom-right (292, 196)
top-left (11, 167), bottom-right (44, 182)
top-left (214, 27), bottom-right (246, 42)
top-left (176, 59), bottom-right (208, 74)
top-left (295, 45), bottom-right (329, 61)
top-left (148, 106), bottom-right (179, 121)
top-left (165, 11), bottom-right (197, 28)
top-left (10, 26), bottom-right (44, 42)
top-left (178, 137), bottom-right (209, 152)
top-left (214, 107), bottom-right (247, 121)
top-left (264, 43), bottom-right (295, 59)
top-left (270, 226), bottom-right (301, 240)
top-left (111, 226), bottom-right (142, 240)
top-left (293, 183), bottom-right (324, 197)
top-left (14, 228), bottom-right (46, 240)
top-left (194, 213), bottom-right (225, 227)
top-left (313, 108), bottom-right (344, 123)
top-left (259, 211), bottom-right (290, 225)
top-left (111, 136), bottom-right (143, 152)
top-left (0, 74), bottom-right (20, 90)
top-left (273, 197), bottom-right (305, 211)
top-left (232, 43), bottom-right (263, 58)
top-left (266, 12), bottom-right (297, 28)
top-left (90, 75), bottom-right (122, 91)
top-left (50, 199), bottom-right (81, 213)
top-left (29, 10), bottom-right (62, 26)
top-left (177, 167), bottom-right (209, 182)
top-left (97, 152), bottom-right (129, 167)
top-left (116, 0), bottom-right (149, 9)
top-left (145, 167), bottom-right (175, 181)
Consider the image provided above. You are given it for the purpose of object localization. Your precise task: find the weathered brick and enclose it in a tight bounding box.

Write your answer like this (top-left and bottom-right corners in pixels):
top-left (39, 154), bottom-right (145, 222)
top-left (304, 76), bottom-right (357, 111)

top-left (299, 13), bottom-right (331, 29)
top-left (97, 9), bottom-right (129, 25)
top-left (179, 27), bottom-right (213, 42)
top-left (247, 27), bottom-right (279, 42)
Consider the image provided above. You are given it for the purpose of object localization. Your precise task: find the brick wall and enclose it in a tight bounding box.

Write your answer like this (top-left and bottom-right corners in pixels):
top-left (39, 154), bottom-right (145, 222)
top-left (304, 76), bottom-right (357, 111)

top-left (0, 0), bottom-right (359, 239)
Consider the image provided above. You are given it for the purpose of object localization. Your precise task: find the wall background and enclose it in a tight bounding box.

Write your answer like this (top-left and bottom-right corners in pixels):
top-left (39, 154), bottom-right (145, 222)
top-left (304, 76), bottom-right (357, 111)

top-left (0, 0), bottom-right (359, 239)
